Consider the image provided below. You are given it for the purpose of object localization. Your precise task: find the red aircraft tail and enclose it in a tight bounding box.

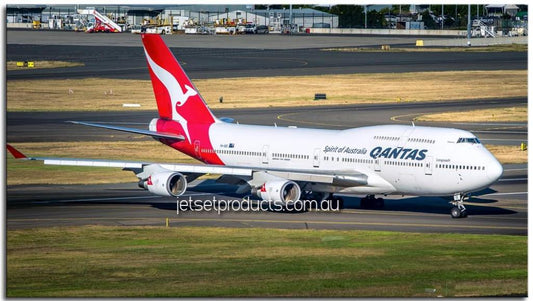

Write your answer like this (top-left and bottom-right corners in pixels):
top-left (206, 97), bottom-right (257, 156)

top-left (141, 34), bottom-right (217, 125)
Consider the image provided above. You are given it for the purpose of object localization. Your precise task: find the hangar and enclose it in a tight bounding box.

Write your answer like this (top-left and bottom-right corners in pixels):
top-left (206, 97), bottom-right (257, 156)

top-left (7, 4), bottom-right (338, 32)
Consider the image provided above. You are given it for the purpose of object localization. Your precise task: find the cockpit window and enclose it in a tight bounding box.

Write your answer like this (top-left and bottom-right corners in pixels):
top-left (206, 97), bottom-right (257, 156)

top-left (457, 137), bottom-right (481, 144)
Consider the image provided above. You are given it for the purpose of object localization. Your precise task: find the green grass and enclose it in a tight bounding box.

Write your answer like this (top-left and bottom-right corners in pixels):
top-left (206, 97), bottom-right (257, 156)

top-left (7, 226), bottom-right (527, 297)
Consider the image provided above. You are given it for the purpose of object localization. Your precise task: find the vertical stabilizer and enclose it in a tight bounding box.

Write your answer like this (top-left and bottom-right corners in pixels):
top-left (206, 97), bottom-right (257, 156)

top-left (141, 34), bottom-right (217, 127)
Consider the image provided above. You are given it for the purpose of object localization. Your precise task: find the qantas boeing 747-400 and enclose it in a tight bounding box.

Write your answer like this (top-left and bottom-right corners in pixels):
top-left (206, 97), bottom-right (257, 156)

top-left (7, 34), bottom-right (503, 218)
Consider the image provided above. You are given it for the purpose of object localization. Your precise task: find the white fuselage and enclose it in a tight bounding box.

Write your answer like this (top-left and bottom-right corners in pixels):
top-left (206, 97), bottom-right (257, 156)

top-left (206, 123), bottom-right (503, 196)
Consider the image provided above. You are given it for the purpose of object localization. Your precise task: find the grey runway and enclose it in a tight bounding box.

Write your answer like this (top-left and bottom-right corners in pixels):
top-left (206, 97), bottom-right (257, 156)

top-left (7, 31), bottom-right (527, 81)
top-left (6, 164), bottom-right (527, 235)
top-left (7, 44), bottom-right (526, 80)
top-left (7, 98), bottom-right (527, 145)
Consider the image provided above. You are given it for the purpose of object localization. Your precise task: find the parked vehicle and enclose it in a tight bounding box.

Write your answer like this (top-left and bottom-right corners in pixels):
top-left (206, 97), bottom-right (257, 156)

top-left (244, 24), bottom-right (269, 34)
top-left (255, 25), bottom-right (269, 34)
top-left (244, 23), bottom-right (256, 34)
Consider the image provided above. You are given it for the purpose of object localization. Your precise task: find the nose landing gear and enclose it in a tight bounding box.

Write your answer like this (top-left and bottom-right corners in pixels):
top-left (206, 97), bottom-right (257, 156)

top-left (450, 193), bottom-right (468, 218)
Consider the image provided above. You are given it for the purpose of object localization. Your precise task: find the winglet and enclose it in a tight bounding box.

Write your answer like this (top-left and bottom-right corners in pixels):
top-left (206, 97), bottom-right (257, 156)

top-left (7, 144), bottom-right (28, 159)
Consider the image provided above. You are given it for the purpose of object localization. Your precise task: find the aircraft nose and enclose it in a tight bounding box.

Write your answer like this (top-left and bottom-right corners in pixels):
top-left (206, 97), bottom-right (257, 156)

top-left (486, 158), bottom-right (503, 183)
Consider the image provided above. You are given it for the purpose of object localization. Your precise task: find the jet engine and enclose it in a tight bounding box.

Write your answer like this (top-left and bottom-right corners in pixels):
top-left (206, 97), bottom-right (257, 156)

top-left (139, 171), bottom-right (187, 197)
top-left (256, 180), bottom-right (301, 204)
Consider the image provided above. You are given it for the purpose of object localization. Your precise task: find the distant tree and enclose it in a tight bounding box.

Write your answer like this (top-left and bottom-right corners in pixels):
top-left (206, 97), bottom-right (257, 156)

top-left (311, 5), bottom-right (331, 13)
top-left (281, 4), bottom-right (315, 10)
top-left (391, 5), bottom-right (410, 15)
top-left (421, 11), bottom-right (438, 29)
top-left (367, 10), bottom-right (384, 28)
top-left (330, 5), bottom-right (364, 28)
top-left (254, 4), bottom-right (282, 10)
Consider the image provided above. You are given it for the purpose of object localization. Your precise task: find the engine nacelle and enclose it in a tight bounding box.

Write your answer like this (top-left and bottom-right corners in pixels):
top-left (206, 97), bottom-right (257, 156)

top-left (256, 180), bottom-right (301, 204)
top-left (140, 171), bottom-right (187, 197)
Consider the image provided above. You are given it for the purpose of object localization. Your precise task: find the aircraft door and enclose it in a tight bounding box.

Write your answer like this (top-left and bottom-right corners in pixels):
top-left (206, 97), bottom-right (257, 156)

top-left (194, 140), bottom-right (201, 158)
top-left (374, 158), bottom-right (381, 172)
top-left (424, 156), bottom-right (433, 175)
top-left (313, 148), bottom-right (321, 168)
top-left (262, 145), bottom-right (269, 164)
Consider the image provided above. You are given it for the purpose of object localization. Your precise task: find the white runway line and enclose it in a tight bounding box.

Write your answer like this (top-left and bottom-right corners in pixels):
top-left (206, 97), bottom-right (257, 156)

top-left (33, 195), bottom-right (162, 204)
top-left (498, 178), bottom-right (528, 182)
top-left (485, 192), bottom-right (528, 196)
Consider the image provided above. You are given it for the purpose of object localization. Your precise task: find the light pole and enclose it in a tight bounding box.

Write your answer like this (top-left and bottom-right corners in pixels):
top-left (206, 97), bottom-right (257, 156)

top-left (364, 5), bottom-right (367, 29)
top-left (467, 4), bottom-right (471, 46)
top-left (399, 5), bottom-right (402, 24)
top-left (441, 4), bottom-right (444, 30)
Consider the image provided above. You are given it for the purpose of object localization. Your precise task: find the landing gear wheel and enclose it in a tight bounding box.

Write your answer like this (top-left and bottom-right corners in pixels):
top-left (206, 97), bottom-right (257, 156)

top-left (450, 193), bottom-right (469, 218)
top-left (450, 207), bottom-right (462, 218)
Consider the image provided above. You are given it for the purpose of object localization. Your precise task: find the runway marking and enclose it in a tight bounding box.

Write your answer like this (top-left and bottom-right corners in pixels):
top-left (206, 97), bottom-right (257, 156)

top-left (472, 130), bottom-right (527, 134)
top-left (9, 217), bottom-right (165, 221)
top-left (390, 113), bottom-right (528, 134)
top-left (340, 209), bottom-right (433, 217)
top-left (504, 168), bottom-right (528, 172)
top-left (153, 217), bottom-right (529, 231)
top-left (33, 195), bottom-right (162, 204)
top-left (390, 112), bottom-right (431, 122)
top-left (43, 205), bottom-right (160, 209)
top-left (7, 217), bottom-right (526, 231)
top-left (485, 192), bottom-right (528, 196)
top-left (465, 214), bottom-right (528, 220)
top-left (483, 138), bottom-right (528, 141)
top-left (498, 178), bottom-right (528, 182)
top-left (339, 208), bottom-right (524, 219)
top-left (464, 202), bottom-right (527, 211)
top-left (452, 122), bottom-right (526, 126)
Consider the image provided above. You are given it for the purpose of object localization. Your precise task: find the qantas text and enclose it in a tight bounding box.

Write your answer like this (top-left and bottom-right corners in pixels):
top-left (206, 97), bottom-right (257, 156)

top-left (369, 146), bottom-right (427, 161)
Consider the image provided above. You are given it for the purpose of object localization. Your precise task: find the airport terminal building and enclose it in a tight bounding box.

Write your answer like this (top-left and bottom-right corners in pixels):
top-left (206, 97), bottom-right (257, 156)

top-left (7, 4), bottom-right (526, 36)
top-left (7, 4), bottom-right (338, 33)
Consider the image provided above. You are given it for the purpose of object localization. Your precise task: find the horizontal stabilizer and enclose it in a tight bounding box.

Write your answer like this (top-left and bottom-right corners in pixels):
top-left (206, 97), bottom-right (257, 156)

top-left (68, 121), bottom-right (185, 141)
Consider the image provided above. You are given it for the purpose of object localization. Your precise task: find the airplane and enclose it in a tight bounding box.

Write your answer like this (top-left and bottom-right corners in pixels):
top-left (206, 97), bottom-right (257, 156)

top-left (7, 33), bottom-right (503, 218)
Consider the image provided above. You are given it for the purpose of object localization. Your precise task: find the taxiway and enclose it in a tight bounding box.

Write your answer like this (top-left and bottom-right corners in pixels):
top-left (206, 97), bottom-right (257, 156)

top-left (6, 30), bottom-right (528, 235)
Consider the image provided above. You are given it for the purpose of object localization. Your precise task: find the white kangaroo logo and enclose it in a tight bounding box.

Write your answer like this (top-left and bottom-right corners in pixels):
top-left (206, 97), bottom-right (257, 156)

top-left (176, 85), bottom-right (197, 107)
top-left (144, 49), bottom-right (197, 142)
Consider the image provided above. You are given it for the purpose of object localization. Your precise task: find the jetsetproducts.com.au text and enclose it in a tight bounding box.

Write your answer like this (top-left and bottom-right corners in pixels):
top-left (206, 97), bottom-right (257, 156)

top-left (176, 197), bottom-right (341, 214)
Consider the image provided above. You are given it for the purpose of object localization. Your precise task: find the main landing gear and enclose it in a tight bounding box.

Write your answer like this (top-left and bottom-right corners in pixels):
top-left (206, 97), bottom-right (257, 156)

top-left (450, 193), bottom-right (468, 218)
top-left (360, 195), bottom-right (385, 209)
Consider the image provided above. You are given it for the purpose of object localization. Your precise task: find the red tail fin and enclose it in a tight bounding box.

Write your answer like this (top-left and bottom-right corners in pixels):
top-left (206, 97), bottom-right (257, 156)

top-left (141, 34), bottom-right (217, 125)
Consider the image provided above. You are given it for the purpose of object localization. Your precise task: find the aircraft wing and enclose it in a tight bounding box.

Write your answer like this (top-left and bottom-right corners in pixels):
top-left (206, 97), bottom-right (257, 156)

top-left (67, 121), bottom-right (185, 141)
top-left (7, 144), bottom-right (252, 176)
top-left (7, 145), bottom-right (368, 186)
